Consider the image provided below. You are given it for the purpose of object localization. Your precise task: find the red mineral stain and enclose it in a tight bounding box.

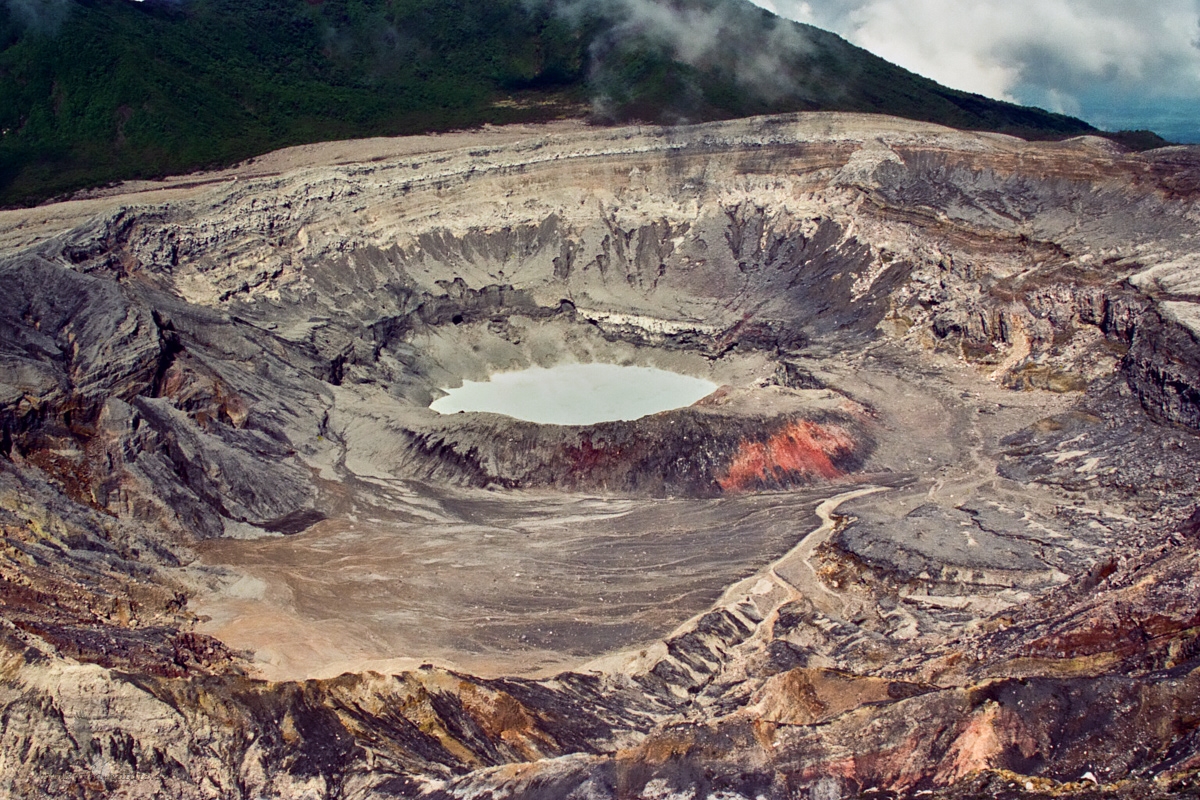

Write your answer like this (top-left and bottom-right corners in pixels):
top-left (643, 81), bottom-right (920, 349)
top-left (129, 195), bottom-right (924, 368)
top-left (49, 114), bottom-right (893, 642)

top-left (566, 433), bottom-right (621, 475)
top-left (718, 420), bottom-right (855, 492)
top-left (795, 731), bottom-right (930, 793)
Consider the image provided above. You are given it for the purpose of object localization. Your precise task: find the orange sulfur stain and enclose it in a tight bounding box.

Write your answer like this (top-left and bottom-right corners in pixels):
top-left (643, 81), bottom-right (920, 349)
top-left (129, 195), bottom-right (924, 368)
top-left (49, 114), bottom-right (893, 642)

top-left (718, 420), bottom-right (855, 491)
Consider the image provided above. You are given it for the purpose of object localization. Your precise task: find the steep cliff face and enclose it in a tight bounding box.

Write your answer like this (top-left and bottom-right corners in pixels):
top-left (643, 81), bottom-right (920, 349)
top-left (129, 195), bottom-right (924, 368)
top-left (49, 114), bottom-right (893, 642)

top-left (0, 114), bottom-right (1198, 798)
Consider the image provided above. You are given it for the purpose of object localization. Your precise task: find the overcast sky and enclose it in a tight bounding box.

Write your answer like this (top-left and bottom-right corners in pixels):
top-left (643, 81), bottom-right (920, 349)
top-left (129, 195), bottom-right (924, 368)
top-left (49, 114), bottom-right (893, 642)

top-left (748, 0), bottom-right (1200, 142)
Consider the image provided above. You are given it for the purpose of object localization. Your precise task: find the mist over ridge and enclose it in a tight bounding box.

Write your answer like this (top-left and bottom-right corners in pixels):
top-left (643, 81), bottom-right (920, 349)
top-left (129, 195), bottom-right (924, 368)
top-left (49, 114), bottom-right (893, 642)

top-left (750, 0), bottom-right (1200, 143)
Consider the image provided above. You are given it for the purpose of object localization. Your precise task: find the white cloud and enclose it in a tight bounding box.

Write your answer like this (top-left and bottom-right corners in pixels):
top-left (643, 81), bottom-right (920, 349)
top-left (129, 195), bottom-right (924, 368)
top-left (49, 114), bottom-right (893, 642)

top-left (554, 0), bottom-right (818, 111)
top-left (3, 0), bottom-right (70, 33)
top-left (750, 0), bottom-right (1200, 137)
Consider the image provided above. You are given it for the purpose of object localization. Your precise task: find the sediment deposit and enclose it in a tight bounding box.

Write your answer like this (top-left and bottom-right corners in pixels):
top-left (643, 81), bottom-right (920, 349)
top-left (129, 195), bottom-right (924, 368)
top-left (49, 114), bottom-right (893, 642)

top-left (1, 113), bottom-right (1199, 798)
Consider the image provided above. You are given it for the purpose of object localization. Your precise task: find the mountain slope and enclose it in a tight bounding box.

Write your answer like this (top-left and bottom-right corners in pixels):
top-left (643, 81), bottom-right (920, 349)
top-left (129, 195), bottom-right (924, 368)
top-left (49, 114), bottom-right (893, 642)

top-left (0, 0), bottom-right (1101, 205)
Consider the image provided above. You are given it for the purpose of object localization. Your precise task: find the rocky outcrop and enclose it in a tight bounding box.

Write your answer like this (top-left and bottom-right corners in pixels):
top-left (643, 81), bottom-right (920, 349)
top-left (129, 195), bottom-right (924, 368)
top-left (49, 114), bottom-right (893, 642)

top-left (1125, 304), bottom-right (1200, 430)
top-left (390, 404), bottom-right (871, 497)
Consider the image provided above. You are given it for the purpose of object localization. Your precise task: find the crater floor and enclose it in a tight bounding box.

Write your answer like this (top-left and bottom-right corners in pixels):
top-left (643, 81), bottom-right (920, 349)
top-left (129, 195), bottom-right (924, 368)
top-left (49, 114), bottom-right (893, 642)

top-left (192, 486), bottom-right (827, 680)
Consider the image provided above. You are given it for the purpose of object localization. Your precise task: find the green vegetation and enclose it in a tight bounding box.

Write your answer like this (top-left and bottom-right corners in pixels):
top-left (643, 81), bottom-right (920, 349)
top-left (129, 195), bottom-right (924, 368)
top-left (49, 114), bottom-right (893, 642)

top-left (0, 0), bottom-right (597, 204)
top-left (0, 0), bottom-right (1114, 206)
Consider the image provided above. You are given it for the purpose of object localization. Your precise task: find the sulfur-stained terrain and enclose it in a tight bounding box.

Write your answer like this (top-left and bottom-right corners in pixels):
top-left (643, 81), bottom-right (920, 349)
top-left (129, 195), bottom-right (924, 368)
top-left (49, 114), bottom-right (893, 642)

top-left (1, 113), bottom-right (1200, 799)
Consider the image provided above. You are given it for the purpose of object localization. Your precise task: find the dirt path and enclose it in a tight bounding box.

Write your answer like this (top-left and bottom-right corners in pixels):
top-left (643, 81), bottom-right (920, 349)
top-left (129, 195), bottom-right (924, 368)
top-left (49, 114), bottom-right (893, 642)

top-left (768, 485), bottom-right (891, 617)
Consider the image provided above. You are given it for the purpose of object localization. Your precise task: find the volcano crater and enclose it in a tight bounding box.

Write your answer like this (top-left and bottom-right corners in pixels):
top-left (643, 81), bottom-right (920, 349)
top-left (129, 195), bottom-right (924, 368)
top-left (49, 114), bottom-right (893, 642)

top-left (3, 114), bottom-right (1200, 797)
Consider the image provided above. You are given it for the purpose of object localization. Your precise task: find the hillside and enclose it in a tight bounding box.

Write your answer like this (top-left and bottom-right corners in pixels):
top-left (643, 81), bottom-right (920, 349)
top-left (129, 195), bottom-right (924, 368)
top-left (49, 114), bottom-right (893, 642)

top-left (0, 0), bottom-right (1105, 206)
